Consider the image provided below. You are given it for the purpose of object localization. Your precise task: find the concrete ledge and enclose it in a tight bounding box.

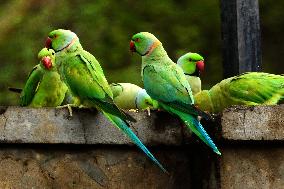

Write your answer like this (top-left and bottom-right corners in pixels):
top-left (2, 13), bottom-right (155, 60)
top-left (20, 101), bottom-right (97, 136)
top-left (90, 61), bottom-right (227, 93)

top-left (1, 105), bottom-right (284, 145)
top-left (0, 106), bottom-right (182, 145)
top-left (221, 105), bottom-right (284, 140)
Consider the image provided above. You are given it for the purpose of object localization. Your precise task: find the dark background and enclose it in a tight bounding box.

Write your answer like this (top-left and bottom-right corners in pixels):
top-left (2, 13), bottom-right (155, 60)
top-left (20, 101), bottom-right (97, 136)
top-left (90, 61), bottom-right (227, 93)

top-left (0, 0), bottom-right (283, 105)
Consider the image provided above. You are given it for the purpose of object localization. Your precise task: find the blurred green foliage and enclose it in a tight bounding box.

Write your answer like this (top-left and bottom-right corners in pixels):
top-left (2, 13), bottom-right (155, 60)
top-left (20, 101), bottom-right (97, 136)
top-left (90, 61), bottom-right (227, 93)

top-left (0, 0), bottom-right (283, 105)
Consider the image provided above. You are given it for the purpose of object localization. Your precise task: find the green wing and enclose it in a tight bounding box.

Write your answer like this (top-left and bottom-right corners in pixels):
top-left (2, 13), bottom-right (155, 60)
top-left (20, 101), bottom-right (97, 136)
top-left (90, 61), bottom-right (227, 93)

top-left (222, 72), bottom-right (284, 104)
top-left (20, 65), bottom-right (44, 106)
top-left (81, 50), bottom-right (113, 98)
top-left (143, 64), bottom-right (209, 118)
top-left (63, 54), bottom-right (135, 122)
top-left (143, 64), bottom-right (192, 103)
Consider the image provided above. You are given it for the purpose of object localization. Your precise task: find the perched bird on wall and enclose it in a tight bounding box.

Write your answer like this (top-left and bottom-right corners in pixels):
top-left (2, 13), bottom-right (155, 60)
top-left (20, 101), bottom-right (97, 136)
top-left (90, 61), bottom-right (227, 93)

top-left (20, 48), bottom-right (68, 107)
top-left (130, 32), bottom-right (220, 155)
top-left (194, 72), bottom-right (284, 113)
top-left (10, 82), bottom-right (158, 114)
top-left (177, 52), bottom-right (284, 113)
top-left (177, 52), bottom-right (204, 95)
top-left (45, 29), bottom-right (167, 172)
top-left (110, 83), bottom-right (158, 113)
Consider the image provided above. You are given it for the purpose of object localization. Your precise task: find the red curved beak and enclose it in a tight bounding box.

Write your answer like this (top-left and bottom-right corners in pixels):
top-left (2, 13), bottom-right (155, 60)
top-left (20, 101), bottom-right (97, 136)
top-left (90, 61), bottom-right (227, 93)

top-left (130, 41), bottom-right (136, 52)
top-left (45, 37), bottom-right (52, 49)
top-left (196, 60), bottom-right (205, 72)
top-left (41, 57), bottom-right (52, 70)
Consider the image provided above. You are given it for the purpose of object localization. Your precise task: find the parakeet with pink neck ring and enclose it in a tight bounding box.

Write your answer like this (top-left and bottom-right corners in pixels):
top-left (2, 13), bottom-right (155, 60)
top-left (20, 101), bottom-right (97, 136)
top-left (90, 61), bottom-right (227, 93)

top-left (45, 29), bottom-right (167, 173)
top-left (130, 32), bottom-right (221, 155)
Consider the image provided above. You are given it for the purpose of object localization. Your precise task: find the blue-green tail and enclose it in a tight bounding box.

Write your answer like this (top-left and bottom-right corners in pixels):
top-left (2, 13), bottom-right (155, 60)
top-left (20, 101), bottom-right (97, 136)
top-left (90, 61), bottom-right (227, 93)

top-left (185, 115), bottom-right (221, 155)
top-left (103, 111), bottom-right (168, 173)
top-left (161, 104), bottom-right (221, 155)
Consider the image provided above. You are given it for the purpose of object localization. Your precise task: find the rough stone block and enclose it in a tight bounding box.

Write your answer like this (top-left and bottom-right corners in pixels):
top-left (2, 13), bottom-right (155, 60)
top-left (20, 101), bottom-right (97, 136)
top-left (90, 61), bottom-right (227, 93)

top-left (0, 147), bottom-right (194, 189)
top-left (221, 105), bottom-right (284, 140)
top-left (0, 106), bottom-right (182, 145)
top-left (220, 146), bottom-right (284, 189)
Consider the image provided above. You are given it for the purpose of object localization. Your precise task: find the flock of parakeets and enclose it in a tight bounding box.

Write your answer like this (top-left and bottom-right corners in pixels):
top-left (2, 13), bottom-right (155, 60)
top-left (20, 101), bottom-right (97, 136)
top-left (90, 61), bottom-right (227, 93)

top-left (9, 29), bottom-right (284, 173)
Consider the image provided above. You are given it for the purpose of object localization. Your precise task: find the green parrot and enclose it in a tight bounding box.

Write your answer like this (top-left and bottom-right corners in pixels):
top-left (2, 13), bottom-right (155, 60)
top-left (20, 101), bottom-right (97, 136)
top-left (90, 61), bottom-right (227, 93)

top-left (177, 52), bottom-right (204, 95)
top-left (130, 32), bottom-right (221, 155)
top-left (20, 48), bottom-right (68, 107)
top-left (110, 83), bottom-right (158, 112)
top-left (10, 82), bottom-right (158, 113)
top-left (194, 72), bottom-right (284, 113)
top-left (9, 86), bottom-right (81, 114)
top-left (45, 29), bottom-right (167, 173)
top-left (177, 53), bottom-right (284, 113)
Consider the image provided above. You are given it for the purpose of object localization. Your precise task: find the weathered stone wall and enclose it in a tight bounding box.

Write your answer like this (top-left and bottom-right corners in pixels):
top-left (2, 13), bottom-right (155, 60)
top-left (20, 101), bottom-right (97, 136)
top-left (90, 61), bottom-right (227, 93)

top-left (221, 105), bottom-right (284, 140)
top-left (0, 147), bottom-right (194, 189)
top-left (220, 145), bottom-right (284, 189)
top-left (0, 105), bottom-right (283, 189)
top-left (219, 105), bottom-right (284, 189)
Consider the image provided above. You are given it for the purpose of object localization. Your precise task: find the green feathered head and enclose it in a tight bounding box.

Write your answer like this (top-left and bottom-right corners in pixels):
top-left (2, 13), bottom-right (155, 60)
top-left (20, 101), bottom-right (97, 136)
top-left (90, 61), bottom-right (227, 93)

top-left (38, 48), bottom-right (55, 70)
top-left (136, 89), bottom-right (158, 110)
top-left (177, 52), bottom-right (204, 77)
top-left (45, 29), bottom-right (81, 52)
top-left (130, 32), bottom-right (161, 56)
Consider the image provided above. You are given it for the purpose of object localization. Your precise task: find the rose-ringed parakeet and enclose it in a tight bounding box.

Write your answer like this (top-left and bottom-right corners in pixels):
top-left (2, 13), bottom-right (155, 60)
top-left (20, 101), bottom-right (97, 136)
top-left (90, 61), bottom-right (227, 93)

top-left (110, 83), bottom-right (158, 112)
top-left (177, 52), bottom-right (204, 95)
top-left (45, 29), bottom-right (167, 172)
top-left (9, 86), bottom-right (80, 114)
top-left (10, 82), bottom-right (158, 113)
top-left (130, 32), bottom-right (221, 155)
top-left (20, 48), bottom-right (68, 107)
top-left (177, 53), bottom-right (284, 113)
top-left (194, 72), bottom-right (284, 113)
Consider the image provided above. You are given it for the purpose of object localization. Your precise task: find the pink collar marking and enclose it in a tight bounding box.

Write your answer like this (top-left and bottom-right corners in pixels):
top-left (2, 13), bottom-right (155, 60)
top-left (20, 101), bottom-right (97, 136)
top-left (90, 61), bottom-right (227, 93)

top-left (146, 40), bottom-right (161, 56)
top-left (66, 37), bottom-right (78, 50)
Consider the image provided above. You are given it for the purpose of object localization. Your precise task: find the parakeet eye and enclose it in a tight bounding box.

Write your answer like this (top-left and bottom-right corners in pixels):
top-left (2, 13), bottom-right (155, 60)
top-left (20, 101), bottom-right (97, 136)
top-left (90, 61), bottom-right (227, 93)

top-left (51, 34), bottom-right (58, 39)
top-left (188, 58), bottom-right (193, 61)
top-left (145, 100), bottom-right (152, 105)
top-left (52, 52), bottom-right (55, 55)
top-left (135, 38), bottom-right (140, 42)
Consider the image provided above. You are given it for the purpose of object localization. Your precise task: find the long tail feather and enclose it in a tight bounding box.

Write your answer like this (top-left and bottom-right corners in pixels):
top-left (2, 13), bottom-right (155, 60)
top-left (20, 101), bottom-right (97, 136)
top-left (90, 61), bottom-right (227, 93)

top-left (164, 101), bottom-right (212, 120)
top-left (161, 103), bottom-right (221, 155)
top-left (184, 115), bottom-right (221, 155)
top-left (90, 97), bottom-right (136, 122)
top-left (102, 111), bottom-right (168, 173)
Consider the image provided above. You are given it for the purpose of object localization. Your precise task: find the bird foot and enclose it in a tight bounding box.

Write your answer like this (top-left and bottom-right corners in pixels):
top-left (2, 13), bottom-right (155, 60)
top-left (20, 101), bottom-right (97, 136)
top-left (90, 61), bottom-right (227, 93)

top-left (56, 104), bottom-right (77, 116)
top-left (78, 105), bottom-right (88, 109)
top-left (197, 116), bottom-right (202, 121)
top-left (146, 107), bottom-right (151, 116)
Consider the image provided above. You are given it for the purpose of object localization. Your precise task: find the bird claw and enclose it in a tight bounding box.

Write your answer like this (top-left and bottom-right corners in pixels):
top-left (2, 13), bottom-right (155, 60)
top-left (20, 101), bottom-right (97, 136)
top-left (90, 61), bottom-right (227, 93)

top-left (197, 116), bottom-right (202, 121)
top-left (146, 107), bottom-right (151, 116)
top-left (56, 104), bottom-right (76, 116)
top-left (78, 105), bottom-right (87, 109)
